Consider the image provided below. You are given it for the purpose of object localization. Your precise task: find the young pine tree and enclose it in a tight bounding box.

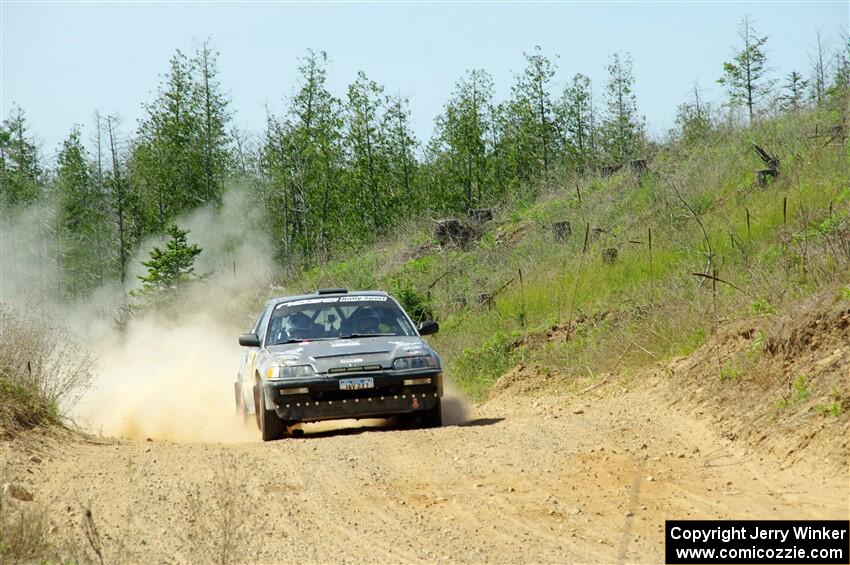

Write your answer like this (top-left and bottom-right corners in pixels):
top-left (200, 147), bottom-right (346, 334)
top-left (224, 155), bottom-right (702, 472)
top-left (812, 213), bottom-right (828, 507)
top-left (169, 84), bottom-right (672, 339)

top-left (601, 52), bottom-right (643, 166)
top-left (511, 46), bottom-right (557, 179)
top-left (136, 224), bottom-right (202, 292)
top-left (557, 73), bottom-right (598, 173)
top-left (718, 15), bottom-right (774, 124)
top-left (383, 93), bottom-right (418, 211)
top-left (779, 71), bottom-right (810, 113)
top-left (675, 83), bottom-right (713, 145)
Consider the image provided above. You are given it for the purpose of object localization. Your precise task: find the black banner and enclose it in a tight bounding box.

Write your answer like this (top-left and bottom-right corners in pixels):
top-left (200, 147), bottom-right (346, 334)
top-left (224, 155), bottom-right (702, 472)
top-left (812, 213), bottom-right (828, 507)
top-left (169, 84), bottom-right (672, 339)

top-left (666, 520), bottom-right (850, 564)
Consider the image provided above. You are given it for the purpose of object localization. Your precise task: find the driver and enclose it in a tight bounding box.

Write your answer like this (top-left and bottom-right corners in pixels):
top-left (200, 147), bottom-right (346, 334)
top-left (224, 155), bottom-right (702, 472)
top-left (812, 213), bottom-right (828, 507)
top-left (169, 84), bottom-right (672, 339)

top-left (349, 306), bottom-right (381, 335)
top-left (287, 311), bottom-right (314, 341)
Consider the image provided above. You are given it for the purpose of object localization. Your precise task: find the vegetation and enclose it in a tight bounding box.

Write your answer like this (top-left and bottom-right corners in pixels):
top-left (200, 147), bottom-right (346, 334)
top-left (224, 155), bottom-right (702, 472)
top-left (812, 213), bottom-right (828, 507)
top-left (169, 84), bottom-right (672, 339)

top-left (0, 307), bottom-right (94, 431)
top-left (135, 224), bottom-right (203, 294)
top-left (1, 19), bottom-right (848, 403)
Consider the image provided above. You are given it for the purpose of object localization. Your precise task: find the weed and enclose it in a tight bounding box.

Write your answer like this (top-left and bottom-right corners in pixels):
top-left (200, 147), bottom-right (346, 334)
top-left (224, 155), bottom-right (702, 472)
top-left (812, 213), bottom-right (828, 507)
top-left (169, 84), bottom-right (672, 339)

top-left (719, 361), bottom-right (742, 381)
top-left (814, 402), bottom-right (843, 417)
top-left (776, 375), bottom-right (813, 409)
top-left (747, 330), bottom-right (765, 358)
top-left (750, 298), bottom-right (777, 315)
top-left (814, 386), bottom-right (847, 417)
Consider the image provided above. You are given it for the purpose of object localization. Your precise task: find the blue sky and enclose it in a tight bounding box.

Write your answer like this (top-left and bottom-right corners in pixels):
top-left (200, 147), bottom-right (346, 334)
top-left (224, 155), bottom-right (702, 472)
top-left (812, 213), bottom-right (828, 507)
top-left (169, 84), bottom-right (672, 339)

top-left (1, 1), bottom-right (847, 159)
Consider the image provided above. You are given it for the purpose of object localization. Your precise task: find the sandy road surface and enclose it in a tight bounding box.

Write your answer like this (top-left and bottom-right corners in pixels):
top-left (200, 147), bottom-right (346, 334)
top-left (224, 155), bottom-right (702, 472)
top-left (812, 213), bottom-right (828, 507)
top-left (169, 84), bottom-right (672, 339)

top-left (8, 383), bottom-right (849, 563)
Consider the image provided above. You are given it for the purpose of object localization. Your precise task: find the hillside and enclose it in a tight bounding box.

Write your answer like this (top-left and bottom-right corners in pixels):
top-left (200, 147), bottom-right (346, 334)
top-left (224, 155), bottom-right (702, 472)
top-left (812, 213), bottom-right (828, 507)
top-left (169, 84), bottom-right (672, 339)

top-left (276, 108), bottom-right (849, 402)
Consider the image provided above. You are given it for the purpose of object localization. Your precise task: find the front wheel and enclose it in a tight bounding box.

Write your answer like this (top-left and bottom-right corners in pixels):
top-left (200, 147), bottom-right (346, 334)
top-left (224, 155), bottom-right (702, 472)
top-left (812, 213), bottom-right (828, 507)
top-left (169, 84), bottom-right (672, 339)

top-left (254, 384), bottom-right (285, 441)
top-left (420, 399), bottom-right (442, 428)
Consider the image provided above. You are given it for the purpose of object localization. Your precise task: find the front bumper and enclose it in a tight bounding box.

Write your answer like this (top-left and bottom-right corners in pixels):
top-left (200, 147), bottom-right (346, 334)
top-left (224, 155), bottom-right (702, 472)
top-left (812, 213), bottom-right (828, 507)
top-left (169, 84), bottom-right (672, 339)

top-left (263, 369), bottom-right (442, 422)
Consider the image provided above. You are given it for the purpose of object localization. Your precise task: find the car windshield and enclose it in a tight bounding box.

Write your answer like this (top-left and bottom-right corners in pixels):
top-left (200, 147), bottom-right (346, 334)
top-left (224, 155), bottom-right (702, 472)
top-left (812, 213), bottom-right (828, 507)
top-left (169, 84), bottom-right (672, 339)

top-left (266, 296), bottom-right (416, 345)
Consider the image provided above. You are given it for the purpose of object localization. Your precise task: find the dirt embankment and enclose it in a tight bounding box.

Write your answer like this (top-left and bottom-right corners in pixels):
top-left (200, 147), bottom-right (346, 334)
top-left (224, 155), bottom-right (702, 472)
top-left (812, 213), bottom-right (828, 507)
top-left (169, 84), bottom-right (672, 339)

top-left (0, 290), bottom-right (847, 563)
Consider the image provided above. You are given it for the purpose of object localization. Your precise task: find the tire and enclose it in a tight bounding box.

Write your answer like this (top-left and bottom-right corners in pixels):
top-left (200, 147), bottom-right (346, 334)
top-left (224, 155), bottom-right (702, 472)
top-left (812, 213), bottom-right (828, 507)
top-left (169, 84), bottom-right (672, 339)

top-left (420, 399), bottom-right (442, 428)
top-left (254, 383), bottom-right (285, 441)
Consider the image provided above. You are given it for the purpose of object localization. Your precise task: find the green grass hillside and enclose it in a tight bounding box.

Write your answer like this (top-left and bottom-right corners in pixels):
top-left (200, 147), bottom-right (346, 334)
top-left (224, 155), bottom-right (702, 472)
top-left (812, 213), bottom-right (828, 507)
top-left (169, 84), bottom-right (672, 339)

top-left (273, 108), bottom-right (849, 400)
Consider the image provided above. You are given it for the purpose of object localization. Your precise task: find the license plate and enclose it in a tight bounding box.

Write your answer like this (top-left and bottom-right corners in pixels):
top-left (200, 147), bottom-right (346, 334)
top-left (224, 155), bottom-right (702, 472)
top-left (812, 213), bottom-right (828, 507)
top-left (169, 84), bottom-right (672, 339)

top-left (339, 377), bottom-right (374, 390)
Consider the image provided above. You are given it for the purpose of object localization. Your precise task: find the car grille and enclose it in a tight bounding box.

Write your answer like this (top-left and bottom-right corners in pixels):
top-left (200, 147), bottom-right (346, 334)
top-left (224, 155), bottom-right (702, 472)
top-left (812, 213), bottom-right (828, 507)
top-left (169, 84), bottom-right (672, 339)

top-left (327, 364), bottom-right (383, 374)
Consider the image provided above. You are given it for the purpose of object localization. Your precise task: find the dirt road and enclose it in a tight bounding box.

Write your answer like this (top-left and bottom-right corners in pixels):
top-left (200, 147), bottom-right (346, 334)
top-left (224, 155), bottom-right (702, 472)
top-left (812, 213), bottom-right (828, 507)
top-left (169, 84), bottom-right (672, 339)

top-left (7, 378), bottom-right (846, 564)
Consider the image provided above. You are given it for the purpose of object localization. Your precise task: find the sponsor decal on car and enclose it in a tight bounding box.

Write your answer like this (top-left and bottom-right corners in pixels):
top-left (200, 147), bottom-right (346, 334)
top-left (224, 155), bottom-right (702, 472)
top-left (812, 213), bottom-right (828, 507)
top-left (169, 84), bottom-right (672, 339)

top-left (276, 295), bottom-right (388, 308)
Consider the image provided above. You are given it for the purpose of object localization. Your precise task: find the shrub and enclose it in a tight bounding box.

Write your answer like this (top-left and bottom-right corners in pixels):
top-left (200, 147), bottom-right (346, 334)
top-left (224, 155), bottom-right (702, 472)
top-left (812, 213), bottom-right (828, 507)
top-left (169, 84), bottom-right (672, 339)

top-left (391, 284), bottom-right (436, 323)
top-left (0, 306), bottom-right (94, 432)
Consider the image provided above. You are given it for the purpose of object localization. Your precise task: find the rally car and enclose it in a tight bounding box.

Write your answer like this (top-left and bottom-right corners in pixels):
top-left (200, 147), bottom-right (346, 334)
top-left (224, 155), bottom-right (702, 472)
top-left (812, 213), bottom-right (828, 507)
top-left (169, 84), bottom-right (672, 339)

top-left (235, 288), bottom-right (443, 440)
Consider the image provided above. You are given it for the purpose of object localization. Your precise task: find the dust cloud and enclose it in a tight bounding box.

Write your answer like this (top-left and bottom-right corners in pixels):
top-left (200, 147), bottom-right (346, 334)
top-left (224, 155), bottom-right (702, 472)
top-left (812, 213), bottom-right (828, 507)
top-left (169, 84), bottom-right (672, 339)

top-left (3, 183), bottom-right (468, 443)
top-left (2, 184), bottom-right (274, 442)
top-left (73, 311), bottom-right (258, 443)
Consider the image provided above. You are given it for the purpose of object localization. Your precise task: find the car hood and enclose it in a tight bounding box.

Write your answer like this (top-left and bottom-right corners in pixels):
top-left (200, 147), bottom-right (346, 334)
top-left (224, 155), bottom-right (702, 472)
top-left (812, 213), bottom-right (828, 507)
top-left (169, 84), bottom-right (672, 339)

top-left (266, 336), bottom-right (436, 373)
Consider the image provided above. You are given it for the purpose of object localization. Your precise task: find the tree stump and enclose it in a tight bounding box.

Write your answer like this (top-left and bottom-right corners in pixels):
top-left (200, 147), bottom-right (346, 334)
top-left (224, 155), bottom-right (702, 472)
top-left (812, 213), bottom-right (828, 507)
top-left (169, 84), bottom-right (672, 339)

top-left (755, 169), bottom-right (777, 188)
top-left (603, 248), bottom-right (618, 264)
top-left (551, 221), bottom-right (572, 242)
top-left (435, 219), bottom-right (475, 248)
top-left (468, 208), bottom-right (493, 224)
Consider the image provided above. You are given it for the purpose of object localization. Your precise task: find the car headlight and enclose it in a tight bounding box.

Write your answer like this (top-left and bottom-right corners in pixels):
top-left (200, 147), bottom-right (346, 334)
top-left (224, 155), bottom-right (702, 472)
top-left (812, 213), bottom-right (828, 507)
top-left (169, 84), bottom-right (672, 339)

top-left (392, 355), bottom-right (438, 370)
top-left (266, 365), bottom-right (315, 380)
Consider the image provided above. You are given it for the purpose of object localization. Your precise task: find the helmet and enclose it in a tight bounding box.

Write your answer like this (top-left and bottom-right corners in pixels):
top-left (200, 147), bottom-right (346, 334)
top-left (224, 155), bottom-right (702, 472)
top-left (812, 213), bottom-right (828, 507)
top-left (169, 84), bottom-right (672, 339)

top-left (287, 312), bottom-right (313, 339)
top-left (350, 307), bottom-right (380, 334)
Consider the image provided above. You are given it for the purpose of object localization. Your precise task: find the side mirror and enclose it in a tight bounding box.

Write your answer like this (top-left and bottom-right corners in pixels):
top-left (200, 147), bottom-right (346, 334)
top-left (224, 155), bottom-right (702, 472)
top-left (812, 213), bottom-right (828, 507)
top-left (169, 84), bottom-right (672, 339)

top-left (418, 320), bottom-right (439, 336)
top-left (238, 333), bottom-right (261, 347)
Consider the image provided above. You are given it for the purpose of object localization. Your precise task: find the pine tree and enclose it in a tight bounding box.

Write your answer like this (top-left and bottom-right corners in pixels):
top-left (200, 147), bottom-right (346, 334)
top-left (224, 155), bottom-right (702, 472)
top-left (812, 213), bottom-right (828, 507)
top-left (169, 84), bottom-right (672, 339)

top-left (809, 32), bottom-right (829, 106)
top-left (511, 46), bottom-right (557, 179)
top-left (192, 40), bottom-right (232, 207)
top-left (346, 71), bottom-right (388, 233)
top-left (262, 50), bottom-right (344, 260)
top-left (136, 224), bottom-right (202, 292)
top-left (55, 127), bottom-right (113, 296)
top-left (0, 105), bottom-right (42, 207)
top-left (828, 42), bottom-right (850, 103)
top-left (601, 52), bottom-right (643, 166)
top-left (557, 73), bottom-right (598, 172)
top-left (105, 115), bottom-right (141, 283)
top-left (432, 69), bottom-right (494, 210)
top-left (779, 71), bottom-right (809, 113)
top-left (131, 46), bottom-right (231, 233)
top-left (383, 93), bottom-right (418, 211)
top-left (718, 15), bottom-right (774, 124)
